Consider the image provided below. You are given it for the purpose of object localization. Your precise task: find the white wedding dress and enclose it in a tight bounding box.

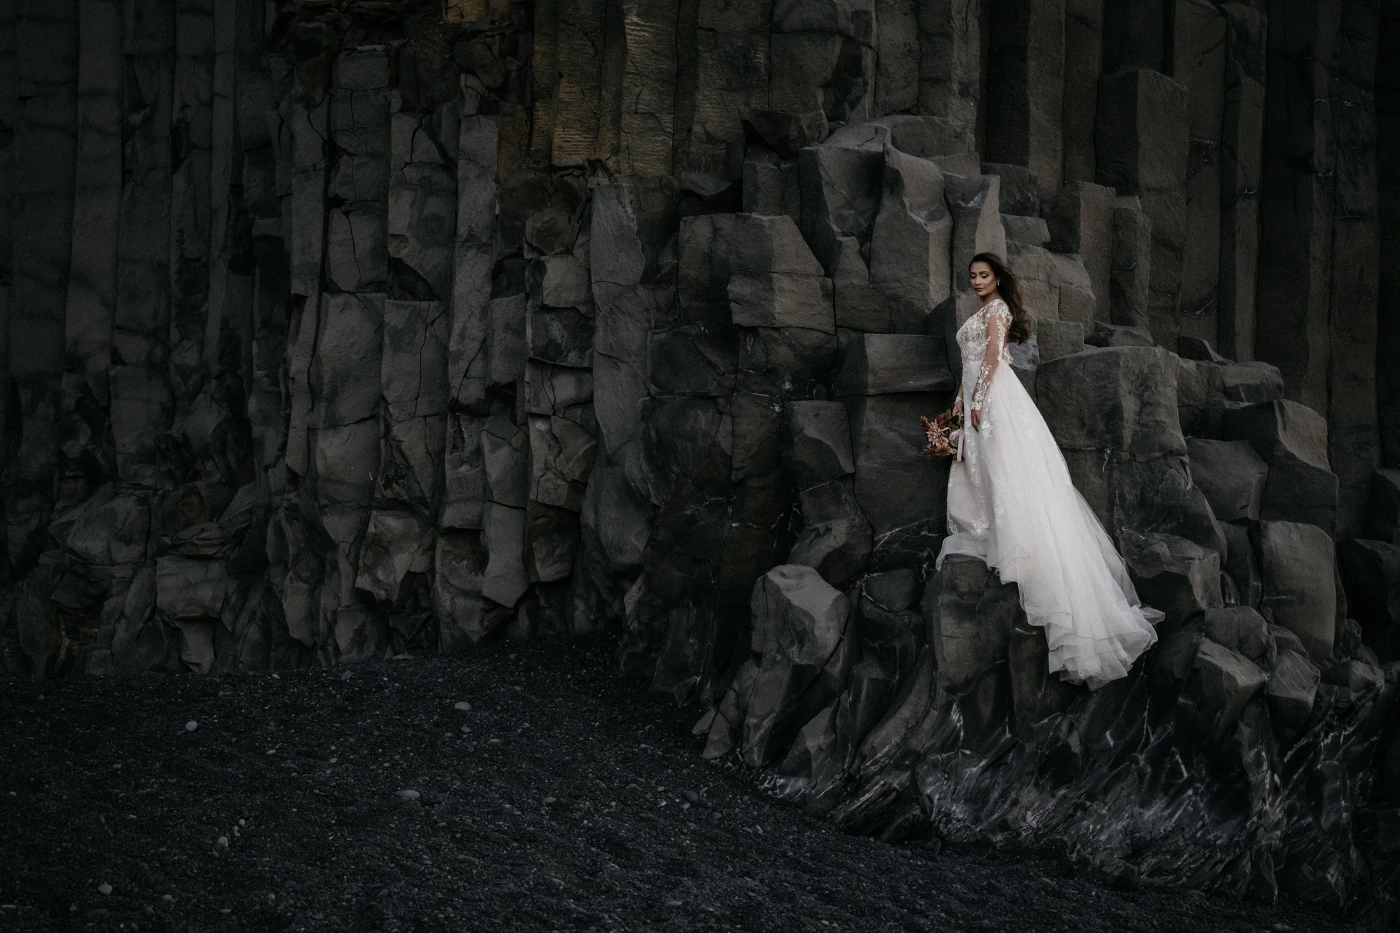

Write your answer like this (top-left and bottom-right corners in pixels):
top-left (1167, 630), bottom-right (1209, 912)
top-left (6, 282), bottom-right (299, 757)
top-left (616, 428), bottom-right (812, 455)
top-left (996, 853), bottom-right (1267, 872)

top-left (938, 298), bottom-right (1162, 689)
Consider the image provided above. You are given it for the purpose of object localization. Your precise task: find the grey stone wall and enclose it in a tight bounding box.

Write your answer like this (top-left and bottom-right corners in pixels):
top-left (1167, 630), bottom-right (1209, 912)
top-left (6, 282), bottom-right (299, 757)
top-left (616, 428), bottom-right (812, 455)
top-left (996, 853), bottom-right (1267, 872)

top-left (0, 0), bottom-right (1390, 690)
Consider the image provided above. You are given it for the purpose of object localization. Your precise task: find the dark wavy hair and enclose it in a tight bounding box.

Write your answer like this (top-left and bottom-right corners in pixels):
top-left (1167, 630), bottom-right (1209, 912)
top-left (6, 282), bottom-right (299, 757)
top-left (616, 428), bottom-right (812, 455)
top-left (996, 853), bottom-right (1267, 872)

top-left (969, 252), bottom-right (1031, 344)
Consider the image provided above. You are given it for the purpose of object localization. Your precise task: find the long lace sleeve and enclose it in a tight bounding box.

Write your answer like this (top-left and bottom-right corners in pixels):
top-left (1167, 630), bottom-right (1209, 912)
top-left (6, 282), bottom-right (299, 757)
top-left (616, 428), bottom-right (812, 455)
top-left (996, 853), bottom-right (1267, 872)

top-left (970, 302), bottom-right (1011, 412)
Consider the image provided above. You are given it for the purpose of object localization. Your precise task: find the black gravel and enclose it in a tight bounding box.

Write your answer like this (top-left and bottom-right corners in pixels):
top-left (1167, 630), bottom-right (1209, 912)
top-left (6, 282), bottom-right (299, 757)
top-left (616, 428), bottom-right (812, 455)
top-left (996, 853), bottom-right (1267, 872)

top-left (0, 634), bottom-right (1355, 932)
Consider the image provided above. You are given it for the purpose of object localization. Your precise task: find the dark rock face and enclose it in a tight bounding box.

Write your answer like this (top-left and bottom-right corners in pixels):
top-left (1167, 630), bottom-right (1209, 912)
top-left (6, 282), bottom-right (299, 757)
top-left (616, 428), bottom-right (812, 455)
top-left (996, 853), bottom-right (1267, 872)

top-left (1, 0), bottom-right (1398, 925)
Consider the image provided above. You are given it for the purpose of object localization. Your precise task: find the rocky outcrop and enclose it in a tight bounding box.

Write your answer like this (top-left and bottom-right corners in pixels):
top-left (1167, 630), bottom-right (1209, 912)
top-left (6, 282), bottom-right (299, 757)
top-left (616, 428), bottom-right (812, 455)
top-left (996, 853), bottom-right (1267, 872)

top-left (1, 0), bottom-right (1398, 924)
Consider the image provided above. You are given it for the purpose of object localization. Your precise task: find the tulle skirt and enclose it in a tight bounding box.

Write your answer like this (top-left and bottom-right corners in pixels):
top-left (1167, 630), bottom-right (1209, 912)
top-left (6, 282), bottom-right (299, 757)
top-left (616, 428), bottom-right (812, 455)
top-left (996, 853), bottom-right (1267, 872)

top-left (938, 364), bottom-right (1162, 690)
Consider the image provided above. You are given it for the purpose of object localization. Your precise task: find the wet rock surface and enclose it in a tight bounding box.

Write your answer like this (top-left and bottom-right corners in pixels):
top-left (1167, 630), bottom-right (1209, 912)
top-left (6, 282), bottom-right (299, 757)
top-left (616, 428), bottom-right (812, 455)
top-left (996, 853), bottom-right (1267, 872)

top-left (0, 636), bottom-right (1357, 933)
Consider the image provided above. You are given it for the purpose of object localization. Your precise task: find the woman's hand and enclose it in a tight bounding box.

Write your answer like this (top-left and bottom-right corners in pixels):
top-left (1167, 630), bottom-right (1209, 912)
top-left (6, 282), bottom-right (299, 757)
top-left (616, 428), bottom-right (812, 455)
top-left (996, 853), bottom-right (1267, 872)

top-left (971, 409), bottom-right (982, 433)
top-left (953, 396), bottom-right (964, 418)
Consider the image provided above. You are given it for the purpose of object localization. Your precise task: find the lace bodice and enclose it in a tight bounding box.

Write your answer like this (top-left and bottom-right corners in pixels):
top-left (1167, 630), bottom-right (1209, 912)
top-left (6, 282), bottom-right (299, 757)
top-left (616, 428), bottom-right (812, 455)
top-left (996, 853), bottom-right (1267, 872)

top-left (956, 298), bottom-right (1012, 411)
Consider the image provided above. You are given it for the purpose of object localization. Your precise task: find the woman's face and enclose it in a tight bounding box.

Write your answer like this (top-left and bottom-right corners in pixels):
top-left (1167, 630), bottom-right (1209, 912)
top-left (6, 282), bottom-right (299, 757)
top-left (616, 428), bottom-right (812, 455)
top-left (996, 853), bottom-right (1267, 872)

top-left (970, 262), bottom-right (998, 298)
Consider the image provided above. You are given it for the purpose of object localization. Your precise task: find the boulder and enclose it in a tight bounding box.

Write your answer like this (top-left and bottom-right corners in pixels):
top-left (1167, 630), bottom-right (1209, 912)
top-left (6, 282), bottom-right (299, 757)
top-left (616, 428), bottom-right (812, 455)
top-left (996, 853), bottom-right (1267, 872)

top-left (784, 401), bottom-right (856, 488)
top-left (1047, 255), bottom-right (1095, 328)
top-left (1002, 214), bottom-right (1051, 247)
top-left (678, 213), bottom-right (736, 321)
top-left (1186, 438), bottom-right (1268, 522)
top-left (929, 555), bottom-right (1013, 694)
top-left (943, 172), bottom-right (1007, 306)
top-left (742, 157), bottom-right (802, 226)
top-left (1217, 360), bottom-right (1284, 403)
top-left (729, 273), bottom-right (836, 333)
top-left (647, 328), bottom-right (738, 398)
top-left (741, 109), bottom-right (830, 159)
top-left (843, 392), bottom-right (952, 569)
top-left (1254, 520), bottom-right (1337, 663)
top-left (1043, 181), bottom-right (1115, 322)
top-left (1201, 606), bottom-right (1274, 667)
top-left (738, 327), bottom-right (839, 398)
top-left (1321, 658), bottom-right (1386, 709)
top-left (355, 511), bottom-right (434, 606)
top-left (1223, 400), bottom-right (1337, 533)
top-left (527, 307), bottom-right (593, 368)
top-left (788, 518), bottom-right (874, 588)
top-left (433, 533), bottom-right (488, 650)
top-left (1036, 320), bottom-right (1085, 362)
top-left (1120, 531), bottom-right (1223, 628)
top-left (1267, 647), bottom-right (1320, 740)
top-left (1178, 334), bottom-right (1228, 363)
top-left (832, 334), bottom-right (956, 397)
top-left (1109, 195), bottom-right (1153, 327)
top-left (526, 502), bottom-right (579, 584)
top-left (528, 415), bottom-right (599, 513)
top-left (861, 568), bottom-right (922, 613)
top-left (982, 162), bottom-right (1040, 216)
top-left (481, 501), bottom-right (528, 608)
top-left (730, 213), bottom-right (825, 276)
top-left (1336, 538), bottom-right (1400, 662)
top-left (60, 494), bottom-right (151, 566)
top-left (1036, 346), bottom-right (1186, 457)
top-left (870, 146), bottom-right (953, 312)
top-left (798, 123), bottom-right (887, 274)
top-left (1008, 610), bottom-right (1083, 738)
top-left (155, 557), bottom-right (229, 623)
top-left (1221, 521), bottom-right (1262, 609)
top-left (739, 565), bottom-right (855, 767)
top-left (1060, 452), bottom-right (1226, 557)
top-left (1176, 357), bottom-right (1226, 437)
top-left (1185, 638), bottom-right (1267, 741)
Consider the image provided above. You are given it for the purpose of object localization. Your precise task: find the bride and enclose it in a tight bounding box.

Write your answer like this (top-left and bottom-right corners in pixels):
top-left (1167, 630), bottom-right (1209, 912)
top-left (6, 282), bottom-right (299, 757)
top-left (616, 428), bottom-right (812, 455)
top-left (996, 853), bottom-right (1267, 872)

top-left (940, 253), bottom-right (1162, 690)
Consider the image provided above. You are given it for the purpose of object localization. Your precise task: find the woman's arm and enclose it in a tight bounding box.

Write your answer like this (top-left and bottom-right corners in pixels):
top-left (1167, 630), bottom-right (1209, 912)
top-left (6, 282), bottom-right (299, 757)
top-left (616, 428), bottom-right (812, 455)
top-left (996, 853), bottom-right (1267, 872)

top-left (970, 304), bottom-right (1011, 429)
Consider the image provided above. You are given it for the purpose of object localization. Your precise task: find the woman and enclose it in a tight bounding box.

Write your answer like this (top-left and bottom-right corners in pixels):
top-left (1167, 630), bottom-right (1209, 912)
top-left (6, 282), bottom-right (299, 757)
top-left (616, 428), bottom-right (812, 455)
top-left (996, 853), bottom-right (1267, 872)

top-left (941, 253), bottom-right (1161, 690)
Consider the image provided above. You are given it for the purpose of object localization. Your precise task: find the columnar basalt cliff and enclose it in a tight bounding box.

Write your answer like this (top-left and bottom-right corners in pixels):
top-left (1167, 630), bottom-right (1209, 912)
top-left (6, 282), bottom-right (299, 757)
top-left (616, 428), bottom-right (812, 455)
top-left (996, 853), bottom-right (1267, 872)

top-left (1, 0), bottom-right (1398, 924)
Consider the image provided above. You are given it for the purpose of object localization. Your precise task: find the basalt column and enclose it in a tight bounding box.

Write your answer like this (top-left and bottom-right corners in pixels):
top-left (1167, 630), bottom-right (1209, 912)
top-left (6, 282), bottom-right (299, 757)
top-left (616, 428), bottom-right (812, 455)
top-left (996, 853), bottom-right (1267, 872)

top-left (1325, 0), bottom-right (1381, 540)
top-left (6, 1), bottom-right (78, 573)
top-left (1257, 0), bottom-right (1338, 413)
top-left (983, 0), bottom-right (1064, 199)
top-left (1379, 6), bottom-right (1400, 469)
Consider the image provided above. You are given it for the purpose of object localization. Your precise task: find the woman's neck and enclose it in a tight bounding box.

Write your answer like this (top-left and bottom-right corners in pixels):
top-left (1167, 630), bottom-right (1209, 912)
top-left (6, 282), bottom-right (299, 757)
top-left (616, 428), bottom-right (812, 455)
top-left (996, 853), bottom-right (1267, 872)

top-left (978, 291), bottom-right (1002, 308)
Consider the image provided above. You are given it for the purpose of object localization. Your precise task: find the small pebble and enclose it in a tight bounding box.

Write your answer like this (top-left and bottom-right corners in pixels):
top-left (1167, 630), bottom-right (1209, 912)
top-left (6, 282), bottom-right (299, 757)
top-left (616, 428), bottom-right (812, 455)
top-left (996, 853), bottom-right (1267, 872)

top-left (162, 895), bottom-right (173, 902)
top-left (217, 836), bottom-right (229, 849)
top-left (666, 899), bottom-right (682, 907)
top-left (184, 721), bottom-right (198, 732)
top-left (97, 883), bottom-right (112, 897)
top-left (682, 790), bottom-right (701, 805)
top-left (396, 789), bottom-right (421, 801)
top-left (454, 701), bottom-right (472, 712)
top-left (544, 797), bottom-right (557, 805)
